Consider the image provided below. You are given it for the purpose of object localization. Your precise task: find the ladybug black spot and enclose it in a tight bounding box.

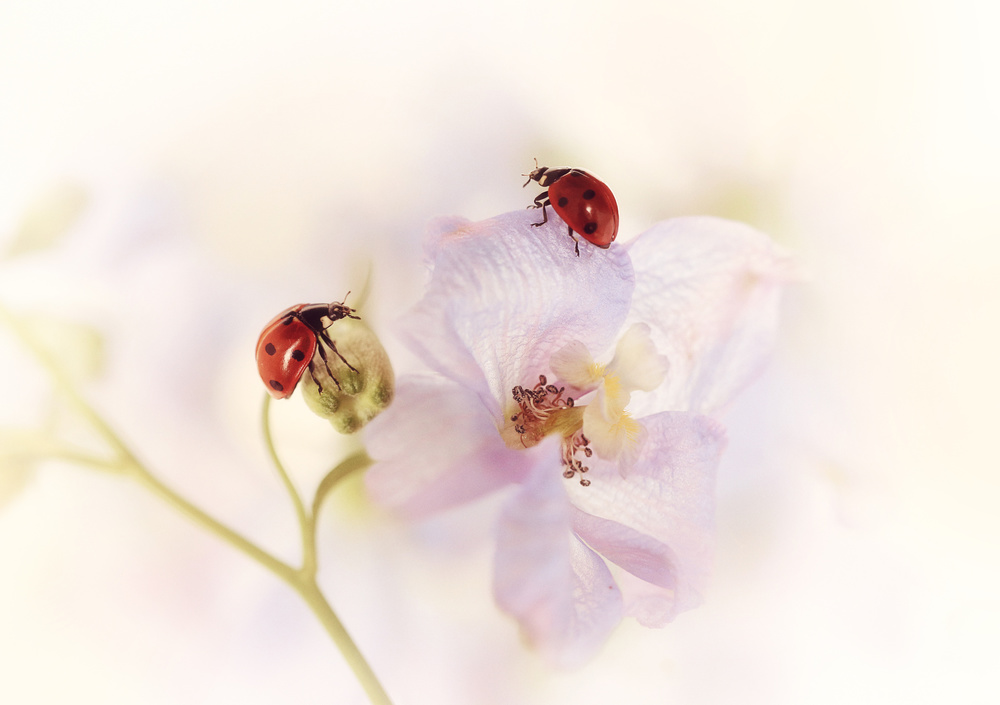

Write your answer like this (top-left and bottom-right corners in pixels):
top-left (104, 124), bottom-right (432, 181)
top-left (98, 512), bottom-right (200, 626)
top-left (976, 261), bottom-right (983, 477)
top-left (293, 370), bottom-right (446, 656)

top-left (265, 343), bottom-right (276, 356)
top-left (584, 222), bottom-right (598, 234)
top-left (582, 189), bottom-right (596, 200)
top-left (291, 349), bottom-right (306, 362)
top-left (281, 318), bottom-right (294, 326)
top-left (269, 380), bottom-right (284, 392)
top-left (557, 196), bottom-right (569, 207)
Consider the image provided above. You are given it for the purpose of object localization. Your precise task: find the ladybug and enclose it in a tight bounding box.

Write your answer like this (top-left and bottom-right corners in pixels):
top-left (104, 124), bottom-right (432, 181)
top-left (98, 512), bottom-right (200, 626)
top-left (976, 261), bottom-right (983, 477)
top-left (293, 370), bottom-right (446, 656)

top-left (523, 162), bottom-right (619, 255)
top-left (256, 297), bottom-right (359, 399)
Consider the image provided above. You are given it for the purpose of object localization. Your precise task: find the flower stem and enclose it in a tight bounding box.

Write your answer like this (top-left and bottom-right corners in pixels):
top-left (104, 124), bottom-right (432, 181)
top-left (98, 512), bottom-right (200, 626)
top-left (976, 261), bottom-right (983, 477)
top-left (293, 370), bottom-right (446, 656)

top-left (1, 302), bottom-right (394, 705)
top-left (295, 579), bottom-right (395, 705)
top-left (136, 454), bottom-right (393, 704)
top-left (260, 395), bottom-right (392, 703)
top-left (130, 462), bottom-right (299, 583)
top-left (260, 394), bottom-right (314, 575)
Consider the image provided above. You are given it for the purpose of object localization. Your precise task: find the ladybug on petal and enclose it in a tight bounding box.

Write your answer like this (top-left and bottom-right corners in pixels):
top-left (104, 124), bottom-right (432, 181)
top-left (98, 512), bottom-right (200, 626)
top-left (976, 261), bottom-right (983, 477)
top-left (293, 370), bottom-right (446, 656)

top-left (523, 162), bottom-right (619, 255)
top-left (256, 297), bottom-right (359, 399)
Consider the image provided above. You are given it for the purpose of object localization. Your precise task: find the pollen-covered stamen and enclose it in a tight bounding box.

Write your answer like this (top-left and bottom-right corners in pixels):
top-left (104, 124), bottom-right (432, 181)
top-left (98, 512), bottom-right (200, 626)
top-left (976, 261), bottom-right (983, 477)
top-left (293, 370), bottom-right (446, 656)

top-left (509, 375), bottom-right (575, 446)
top-left (561, 428), bottom-right (593, 487)
top-left (506, 374), bottom-right (596, 487)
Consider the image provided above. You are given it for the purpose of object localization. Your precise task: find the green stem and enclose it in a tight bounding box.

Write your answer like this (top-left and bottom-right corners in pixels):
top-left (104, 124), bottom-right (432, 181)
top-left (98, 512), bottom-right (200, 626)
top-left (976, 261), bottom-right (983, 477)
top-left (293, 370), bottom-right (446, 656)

top-left (2, 302), bottom-right (394, 705)
top-left (0, 304), bottom-right (141, 469)
top-left (260, 396), bottom-right (391, 703)
top-left (260, 394), bottom-right (314, 576)
top-left (130, 463), bottom-right (299, 584)
top-left (296, 579), bottom-right (394, 705)
top-left (0, 432), bottom-right (123, 474)
top-left (128, 458), bottom-right (395, 705)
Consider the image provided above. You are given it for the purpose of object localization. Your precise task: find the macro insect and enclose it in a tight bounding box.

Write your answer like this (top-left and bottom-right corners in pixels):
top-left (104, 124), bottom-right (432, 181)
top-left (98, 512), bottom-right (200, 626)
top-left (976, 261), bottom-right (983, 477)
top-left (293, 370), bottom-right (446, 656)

top-left (523, 162), bottom-right (619, 255)
top-left (255, 297), bottom-right (359, 399)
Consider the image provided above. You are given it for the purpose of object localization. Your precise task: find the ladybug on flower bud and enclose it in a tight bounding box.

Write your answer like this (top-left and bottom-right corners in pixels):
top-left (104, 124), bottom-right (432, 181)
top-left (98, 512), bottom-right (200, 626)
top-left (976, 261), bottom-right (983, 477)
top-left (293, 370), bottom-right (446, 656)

top-left (523, 161), bottom-right (619, 255)
top-left (256, 297), bottom-right (359, 399)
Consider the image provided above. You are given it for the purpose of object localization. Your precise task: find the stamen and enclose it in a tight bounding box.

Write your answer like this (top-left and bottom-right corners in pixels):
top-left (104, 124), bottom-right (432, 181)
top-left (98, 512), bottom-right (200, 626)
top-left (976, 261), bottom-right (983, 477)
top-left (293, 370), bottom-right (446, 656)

top-left (509, 376), bottom-right (593, 486)
top-left (560, 429), bottom-right (593, 486)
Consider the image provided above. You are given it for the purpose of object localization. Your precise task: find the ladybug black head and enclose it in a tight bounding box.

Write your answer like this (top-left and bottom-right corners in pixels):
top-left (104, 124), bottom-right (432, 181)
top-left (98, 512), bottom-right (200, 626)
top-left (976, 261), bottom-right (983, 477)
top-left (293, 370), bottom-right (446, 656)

top-left (524, 164), bottom-right (576, 188)
top-left (525, 165), bottom-right (553, 187)
top-left (326, 301), bottom-right (359, 322)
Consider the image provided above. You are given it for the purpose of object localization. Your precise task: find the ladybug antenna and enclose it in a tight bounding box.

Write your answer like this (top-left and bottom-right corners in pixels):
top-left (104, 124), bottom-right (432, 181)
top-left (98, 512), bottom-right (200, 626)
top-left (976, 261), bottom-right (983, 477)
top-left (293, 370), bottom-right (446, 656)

top-left (522, 158), bottom-right (539, 187)
top-left (340, 291), bottom-right (359, 318)
top-left (323, 293), bottom-right (360, 325)
top-left (522, 157), bottom-right (543, 187)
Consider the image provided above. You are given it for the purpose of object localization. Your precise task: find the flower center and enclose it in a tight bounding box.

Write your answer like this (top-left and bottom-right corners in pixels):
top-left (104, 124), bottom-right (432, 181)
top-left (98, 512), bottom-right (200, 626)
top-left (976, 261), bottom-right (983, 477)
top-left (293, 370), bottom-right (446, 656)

top-left (503, 374), bottom-right (593, 486)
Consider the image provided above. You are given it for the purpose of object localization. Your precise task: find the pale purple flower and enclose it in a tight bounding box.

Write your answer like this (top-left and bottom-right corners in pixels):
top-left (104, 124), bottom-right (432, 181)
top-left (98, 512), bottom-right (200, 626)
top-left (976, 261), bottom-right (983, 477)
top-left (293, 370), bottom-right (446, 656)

top-left (364, 209), bottom-right (787, 665)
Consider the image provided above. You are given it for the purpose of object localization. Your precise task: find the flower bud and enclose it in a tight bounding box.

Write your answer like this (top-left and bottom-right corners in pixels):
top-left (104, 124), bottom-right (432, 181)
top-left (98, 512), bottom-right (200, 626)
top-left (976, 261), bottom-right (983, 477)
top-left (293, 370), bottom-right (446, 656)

top-left (299, 317), bottom-right (394, 433)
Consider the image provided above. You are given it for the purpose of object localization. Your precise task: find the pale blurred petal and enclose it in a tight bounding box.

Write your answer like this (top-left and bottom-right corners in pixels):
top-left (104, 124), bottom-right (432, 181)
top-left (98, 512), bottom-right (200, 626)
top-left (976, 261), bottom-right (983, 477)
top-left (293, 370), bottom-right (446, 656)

top-left (625, 217), bottom-right (790, 416)
top-left (493, 441), bottom-right (623, 666)
top-left (568, 411), bottom-right (725, 620)
top-left (3, 181), bottom-right (88, 259)
top-left (613, 568), bottom-right (683, 628)
top-left (399, 210), bottom-right (635, 413)
top-left (364, 375), bottom-right (530, 517)
top-left (0, 430), bottom-right (43, 509)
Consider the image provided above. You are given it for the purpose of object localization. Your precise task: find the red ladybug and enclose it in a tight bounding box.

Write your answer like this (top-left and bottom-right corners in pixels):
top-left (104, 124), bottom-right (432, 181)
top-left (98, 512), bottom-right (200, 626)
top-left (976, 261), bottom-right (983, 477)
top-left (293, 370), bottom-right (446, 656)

top-left (523, 163), bottom-right (619, 255)
top-left (256, 298), bottom-right (359, 399)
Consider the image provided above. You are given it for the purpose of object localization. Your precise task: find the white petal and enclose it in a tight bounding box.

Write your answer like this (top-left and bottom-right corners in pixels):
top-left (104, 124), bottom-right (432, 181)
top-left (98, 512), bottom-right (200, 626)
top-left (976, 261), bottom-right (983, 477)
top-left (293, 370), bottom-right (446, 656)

top-left (364, 375), bottom-right (530, 517)
top-left (493, 440), bottom-right (623, 666)
top-left (606, 322), bottom-right (668, 393)
top-left (625, 217), bottom-right (790, 415)
top-left (549, 339), bottom-right (602, 390)
top-left (590, 373), bottom-right (630, 422)
top-left (582, 391), bottom-right (645, 465)
top-left (567, 411), bottom-right (725, 620)
top-left (399, 210), bottom-right (634, 416)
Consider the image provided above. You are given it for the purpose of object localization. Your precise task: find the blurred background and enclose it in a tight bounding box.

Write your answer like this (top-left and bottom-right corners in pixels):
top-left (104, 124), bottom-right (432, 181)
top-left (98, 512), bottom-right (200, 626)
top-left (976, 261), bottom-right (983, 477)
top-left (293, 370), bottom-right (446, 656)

top-left (1, 0), bottom-right (998, 703)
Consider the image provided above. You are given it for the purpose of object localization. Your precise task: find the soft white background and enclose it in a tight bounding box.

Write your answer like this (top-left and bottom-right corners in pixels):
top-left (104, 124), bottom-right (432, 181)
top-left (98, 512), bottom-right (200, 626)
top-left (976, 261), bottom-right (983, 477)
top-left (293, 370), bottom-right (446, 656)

top-left (1, 1), bottom-right (998, 703)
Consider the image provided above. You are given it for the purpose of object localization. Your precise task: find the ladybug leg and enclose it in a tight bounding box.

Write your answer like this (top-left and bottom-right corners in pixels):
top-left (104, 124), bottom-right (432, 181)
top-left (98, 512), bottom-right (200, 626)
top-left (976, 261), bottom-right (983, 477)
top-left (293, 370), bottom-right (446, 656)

top-left (566, 226), bottom-right (580, 257)
top-left (566, 225), bottom-right (580, 256)
top-left (531, 191), bottom-right (550, 209)
top-left (317, 328), bottom-right (359, 374)
top-left (307, 358), bottom-right (327, 393)
top-left (311, 342), bottom-right (342, 391)
top-left (530, 194), bottom-right (550, 228)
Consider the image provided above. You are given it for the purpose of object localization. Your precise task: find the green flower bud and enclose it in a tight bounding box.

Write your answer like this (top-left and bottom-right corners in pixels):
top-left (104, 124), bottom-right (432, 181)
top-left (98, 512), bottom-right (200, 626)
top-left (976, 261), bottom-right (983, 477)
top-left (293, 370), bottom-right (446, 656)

top-left (299, 316), bottom-right (394, 434)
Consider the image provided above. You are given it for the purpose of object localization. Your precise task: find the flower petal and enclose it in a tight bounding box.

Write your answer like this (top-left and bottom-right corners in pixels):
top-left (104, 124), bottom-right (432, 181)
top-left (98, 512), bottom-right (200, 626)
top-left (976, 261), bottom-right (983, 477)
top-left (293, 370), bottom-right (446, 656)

top-left (582, 392), bottom-right (646, 467)
top-left (493, 440), bottom-right (623, 666)
top-left (625, 216), bottom-right (790, 415)
top-left (567, 411), bottom-right (725, 623)
top-left (606, 322), bottom-right (668, 393)
top-left (571, 506), bottom-right (679, 592)
top-left (364, 375), bottom-right (530, 517)
top-left (549, 339), bottom-right (602, 391)
top-left (399, 210), bottom-right (635, 417)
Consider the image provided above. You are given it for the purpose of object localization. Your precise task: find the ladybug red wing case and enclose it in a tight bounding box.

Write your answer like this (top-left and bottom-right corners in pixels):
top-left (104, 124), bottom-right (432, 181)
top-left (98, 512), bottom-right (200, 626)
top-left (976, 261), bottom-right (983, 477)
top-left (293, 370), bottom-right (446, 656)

top-left (255, 300), bottom-right (360, 399)
top-left (256, 305), bottom-right (317, 399)
top-left (524, 165), bottom-right (620, 251)
top-left (547, 170), bottom-right (619, 248)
